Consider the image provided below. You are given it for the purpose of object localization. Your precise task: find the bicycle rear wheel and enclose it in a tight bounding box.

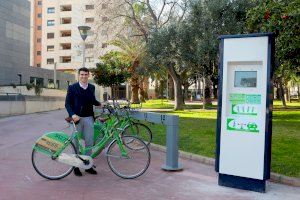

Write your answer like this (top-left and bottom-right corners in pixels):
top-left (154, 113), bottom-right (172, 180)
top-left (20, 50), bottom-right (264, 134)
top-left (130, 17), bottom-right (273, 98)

top-left (106, 136), bottom-right (151, 179)
top-left (122, 123), bottom-right (152, 146)
top-left (32, 142), bottom-right (76, 180)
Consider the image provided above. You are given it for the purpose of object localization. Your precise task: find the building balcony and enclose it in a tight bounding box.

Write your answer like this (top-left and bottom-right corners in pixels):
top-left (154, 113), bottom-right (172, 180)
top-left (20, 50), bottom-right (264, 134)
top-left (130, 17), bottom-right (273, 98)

top-left (60, 56), bottom-right (72, 63)
top-left (60, 5), bottom-right (72, 12)
top-left (61, 17), bottom-right (72, 25)
top-left (60, 30), bottom-right (71, 37)
top-left (60, 43), bottom-right (71, 50)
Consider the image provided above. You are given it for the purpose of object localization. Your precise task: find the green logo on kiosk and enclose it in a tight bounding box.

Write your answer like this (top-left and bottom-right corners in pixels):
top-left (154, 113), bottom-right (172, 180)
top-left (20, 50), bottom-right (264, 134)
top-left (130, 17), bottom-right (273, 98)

top-left (229, 94), bottom-right (261, 116)
top-left (227, 118), bottom-right (259, 133)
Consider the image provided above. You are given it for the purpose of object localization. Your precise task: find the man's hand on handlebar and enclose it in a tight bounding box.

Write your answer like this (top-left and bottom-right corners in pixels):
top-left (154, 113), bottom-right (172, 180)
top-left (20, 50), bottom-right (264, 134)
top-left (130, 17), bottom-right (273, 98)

top-left (72, 114), bottom-right (80, 123)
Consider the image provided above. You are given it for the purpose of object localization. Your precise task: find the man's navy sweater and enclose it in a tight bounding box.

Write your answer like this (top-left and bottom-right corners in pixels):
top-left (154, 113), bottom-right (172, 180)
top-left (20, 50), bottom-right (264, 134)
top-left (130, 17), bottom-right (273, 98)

top-left (65, 82), bottom-right (100, 117)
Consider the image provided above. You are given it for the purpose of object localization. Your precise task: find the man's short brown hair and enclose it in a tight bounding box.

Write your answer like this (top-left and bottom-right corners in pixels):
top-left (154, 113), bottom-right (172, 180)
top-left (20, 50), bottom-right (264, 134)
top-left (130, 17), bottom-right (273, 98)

top-left (78, 67), bottom-right (89, 74)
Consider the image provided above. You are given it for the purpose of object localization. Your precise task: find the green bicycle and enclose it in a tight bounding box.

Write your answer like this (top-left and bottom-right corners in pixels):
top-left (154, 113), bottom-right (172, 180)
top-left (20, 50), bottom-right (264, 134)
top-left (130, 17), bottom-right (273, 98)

top-left (94, 102), bottom-right (152, 147)
top-left (31, 115), bottom-right (151, 180)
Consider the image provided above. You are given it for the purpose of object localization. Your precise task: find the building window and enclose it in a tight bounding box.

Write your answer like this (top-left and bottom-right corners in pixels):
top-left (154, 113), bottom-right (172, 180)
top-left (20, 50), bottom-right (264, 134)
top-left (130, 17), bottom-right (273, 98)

top-left (37, 38), bottom-right (41, 43)
top-left (60, 43), bottom-right (71, 50)
top-left (47, 45), bottom-right (54, 52)
top-left (60, 30), bottom-right (71, 37)
top-left (47, 7), bottom-right (55, 13)
top-left (85, 5), bottom-right (94, 10)
top-left (60, 5), bottom-right (72, 12)
top-left (30, 77), bottom-right (44, 86)
top-left (37, 1), bottom-right (42, 6)
top-left (60, 56), bottom-right (71, 63)
top-left (102, 43), bottom-right (108, 48)
top-left (37, 13), bottom-right (42, 18)
top-left (61, 18), bottom-right (71, 24)
top-left (37, 64), bottom-right (41, 67)
top-left (37, 51), bottom-right (41, 56)
top-left (47, 20), bottom-right (55, 26)
top-left (102, 16), bottom-right (109, 22)
top-left (85, 18), bottom-right (94, 23)
top-left (47, 33), bottom-right (55, 39)
top-left (85, 44), bottom-right (94, 49)
top-left (102, 3), bottom-right (108, 9)
top-left (47, 58), bottom-right (54, 64)
top-left (85, 57), bottom-right (94, 62)
top-left (37, 26), bottom-right (42, 30)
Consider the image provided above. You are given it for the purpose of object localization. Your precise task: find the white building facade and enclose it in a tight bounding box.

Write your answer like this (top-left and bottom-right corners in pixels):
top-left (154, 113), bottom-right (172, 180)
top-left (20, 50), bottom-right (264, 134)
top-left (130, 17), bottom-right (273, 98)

top-left (41, 0), bottom-right (112, 72)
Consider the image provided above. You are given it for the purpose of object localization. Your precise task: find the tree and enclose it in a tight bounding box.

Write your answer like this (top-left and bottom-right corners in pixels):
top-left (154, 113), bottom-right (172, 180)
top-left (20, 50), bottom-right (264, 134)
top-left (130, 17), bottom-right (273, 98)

top-left (147, 22), bottom-right (194, 110)
top-left (187, 0), bottom-right (257, 108)
top-left (109, 36), bottom-right (146, 103)
top-left (247, 0), bottom-right (300, 106)
top-left (95, 0), bottom-right (188, 106)
top-left (91, 52), bottom-right (131, 98)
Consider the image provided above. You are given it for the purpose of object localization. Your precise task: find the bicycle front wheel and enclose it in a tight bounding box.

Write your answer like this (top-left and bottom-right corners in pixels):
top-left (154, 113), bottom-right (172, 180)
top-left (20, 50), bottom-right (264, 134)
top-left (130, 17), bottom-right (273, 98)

top-left (106, 136), bottom-right (151, 179)
top-left (122, 122), bottom-right (152, 146)
top-left (32, 142), bottom-right (76, 180)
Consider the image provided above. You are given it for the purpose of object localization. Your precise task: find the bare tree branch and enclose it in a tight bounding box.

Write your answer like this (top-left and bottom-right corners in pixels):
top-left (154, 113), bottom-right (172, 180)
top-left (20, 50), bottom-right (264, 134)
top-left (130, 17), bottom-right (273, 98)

top-left (157, 0), bottom-right (167, 22)
top-left (146, 0), bottom-right (158, 24)
top-left (124, 0), bottom-right (149, 41)
top-left (160, 1), bottom-right (176, 28)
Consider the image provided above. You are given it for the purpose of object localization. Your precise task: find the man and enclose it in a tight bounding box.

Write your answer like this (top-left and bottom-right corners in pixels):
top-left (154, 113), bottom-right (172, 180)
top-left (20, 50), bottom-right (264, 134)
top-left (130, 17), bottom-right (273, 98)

top-left (65, 67), bottom-right (100, 176)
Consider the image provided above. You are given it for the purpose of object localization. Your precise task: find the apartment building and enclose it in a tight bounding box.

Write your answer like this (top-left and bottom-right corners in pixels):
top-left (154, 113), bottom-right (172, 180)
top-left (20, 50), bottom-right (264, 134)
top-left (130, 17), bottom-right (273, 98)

top-left (30, 0), bottom-right (43, 68)
top-left (29, 0), bottom-right (127, 99)
top-left (0, 0), bottom-right (74, 88)
top-left (30, 0), bottom-right (120, 71)
top-left (40, 0), bottom-right (89, 71)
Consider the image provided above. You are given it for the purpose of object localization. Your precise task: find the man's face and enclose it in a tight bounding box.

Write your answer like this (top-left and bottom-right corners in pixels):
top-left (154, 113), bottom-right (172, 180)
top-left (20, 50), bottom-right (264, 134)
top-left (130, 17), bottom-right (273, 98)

top-left (79, 71), bottom-right (89, 84)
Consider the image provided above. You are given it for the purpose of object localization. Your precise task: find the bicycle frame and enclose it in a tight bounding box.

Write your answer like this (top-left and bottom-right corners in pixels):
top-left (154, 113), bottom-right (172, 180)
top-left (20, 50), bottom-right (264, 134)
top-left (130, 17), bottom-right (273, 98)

top-left (49, 117), bottom-right (128, 160)
top-left (95, 105), bottom-right (138, 137)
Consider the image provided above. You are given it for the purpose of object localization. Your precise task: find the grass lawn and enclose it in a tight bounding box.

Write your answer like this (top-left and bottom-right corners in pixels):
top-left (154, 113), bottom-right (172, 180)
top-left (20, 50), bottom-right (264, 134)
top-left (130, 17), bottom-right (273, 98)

top-left (142, 100), bottom-right (300, 178)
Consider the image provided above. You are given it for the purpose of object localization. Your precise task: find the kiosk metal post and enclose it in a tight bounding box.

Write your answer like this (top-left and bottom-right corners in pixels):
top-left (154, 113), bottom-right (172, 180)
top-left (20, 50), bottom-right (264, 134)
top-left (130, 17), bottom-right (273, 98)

top-left (215, 33), bottom-right (274, 193)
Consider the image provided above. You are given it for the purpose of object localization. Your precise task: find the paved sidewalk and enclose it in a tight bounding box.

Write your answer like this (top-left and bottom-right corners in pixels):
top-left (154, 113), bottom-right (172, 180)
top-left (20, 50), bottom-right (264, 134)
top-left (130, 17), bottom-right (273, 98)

top-left (0, 110), bottom-right (299, 200)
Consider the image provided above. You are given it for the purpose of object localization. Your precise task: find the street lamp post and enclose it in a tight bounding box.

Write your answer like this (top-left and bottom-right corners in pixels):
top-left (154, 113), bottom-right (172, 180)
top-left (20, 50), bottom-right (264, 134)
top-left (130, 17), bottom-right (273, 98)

top-left (53, 62), bottom-right (57, 88)
top-left (78, 26), bottom-right (91, 72)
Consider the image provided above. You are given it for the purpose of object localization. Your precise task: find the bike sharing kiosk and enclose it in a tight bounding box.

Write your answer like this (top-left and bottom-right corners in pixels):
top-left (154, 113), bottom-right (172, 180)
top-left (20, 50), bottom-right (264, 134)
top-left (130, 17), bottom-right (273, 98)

top-left (215, 33), bottom-right (274, 192)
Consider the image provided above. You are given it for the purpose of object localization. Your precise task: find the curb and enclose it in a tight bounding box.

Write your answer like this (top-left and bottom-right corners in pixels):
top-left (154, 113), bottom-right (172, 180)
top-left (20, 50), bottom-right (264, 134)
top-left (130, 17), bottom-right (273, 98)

top-left (150, 143), bottom-right (300, 187)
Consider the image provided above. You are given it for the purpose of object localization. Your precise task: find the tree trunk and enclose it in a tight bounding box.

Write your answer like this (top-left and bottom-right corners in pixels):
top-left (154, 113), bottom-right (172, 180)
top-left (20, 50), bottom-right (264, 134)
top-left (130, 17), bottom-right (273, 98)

top-left (167, 66), bottom-right (184, 110)
top-left (154, 79), bottom-right (159, 99)
top-left (203, 76), bottom-right (212, 109)
top-left (279, 79), bottom-right (286, 107)
top-left (139, 79), bottom-right (146, 103)
top-left (168, 74), bottom-right (174, 100)
top-left (275, 86), bottom-right (280, 100)
top-left (286, 86), bottom-right (291, 103)
top-left (130, 74), bottom-right (140, 103)
top-left (159, 80), bottom-right (165, 98)
top-left (138, 76), bottom-right (149, 102)
top-left (129, 61), bottom-right (140, 103)
top-left (183, 82), bottom-right (189, 100)
top-left (142, 76), bottom-right (149, 100)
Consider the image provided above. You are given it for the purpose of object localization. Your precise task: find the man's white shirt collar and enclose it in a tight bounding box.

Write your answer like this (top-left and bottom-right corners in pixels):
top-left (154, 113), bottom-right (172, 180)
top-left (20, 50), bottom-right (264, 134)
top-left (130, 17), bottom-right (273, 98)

top-left (79, 82), bottom-right (88, 90)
